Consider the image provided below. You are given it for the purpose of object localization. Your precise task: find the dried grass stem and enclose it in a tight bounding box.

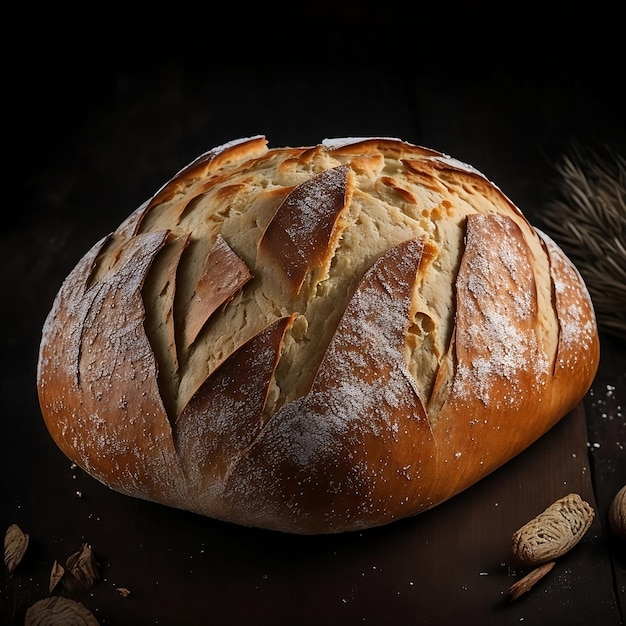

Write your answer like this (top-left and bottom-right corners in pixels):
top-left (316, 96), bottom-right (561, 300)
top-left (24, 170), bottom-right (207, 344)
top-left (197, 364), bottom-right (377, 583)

top-left (541, 145), bottom-right (626, 339)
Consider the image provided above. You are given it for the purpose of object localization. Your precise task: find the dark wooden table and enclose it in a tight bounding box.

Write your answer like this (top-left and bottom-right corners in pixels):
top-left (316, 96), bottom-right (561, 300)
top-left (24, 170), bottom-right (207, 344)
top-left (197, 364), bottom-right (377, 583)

top-left (2, 6), bottom-right (624, 625)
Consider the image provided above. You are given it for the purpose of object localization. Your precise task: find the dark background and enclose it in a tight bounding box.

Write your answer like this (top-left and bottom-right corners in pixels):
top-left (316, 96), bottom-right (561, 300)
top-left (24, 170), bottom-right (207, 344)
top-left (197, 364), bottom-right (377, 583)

top-left (2, 3), bottom-right (624, 625)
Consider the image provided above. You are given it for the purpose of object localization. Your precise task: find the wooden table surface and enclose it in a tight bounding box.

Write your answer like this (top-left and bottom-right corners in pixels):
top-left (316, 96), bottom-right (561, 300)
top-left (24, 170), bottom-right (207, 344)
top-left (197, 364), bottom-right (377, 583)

top-left (2, 6), bottom-right (624, 625)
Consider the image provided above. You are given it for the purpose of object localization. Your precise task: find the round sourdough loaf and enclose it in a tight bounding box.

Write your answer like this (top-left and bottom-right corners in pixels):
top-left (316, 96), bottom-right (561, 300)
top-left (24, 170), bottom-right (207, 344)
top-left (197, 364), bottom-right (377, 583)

top-left (37, 136), bottom-right (599, 534)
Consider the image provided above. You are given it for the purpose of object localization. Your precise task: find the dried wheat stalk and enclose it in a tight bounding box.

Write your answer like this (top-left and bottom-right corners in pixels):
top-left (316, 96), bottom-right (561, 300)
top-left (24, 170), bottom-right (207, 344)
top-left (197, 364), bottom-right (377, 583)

top-left (540, 144), bottom-right (626, 340)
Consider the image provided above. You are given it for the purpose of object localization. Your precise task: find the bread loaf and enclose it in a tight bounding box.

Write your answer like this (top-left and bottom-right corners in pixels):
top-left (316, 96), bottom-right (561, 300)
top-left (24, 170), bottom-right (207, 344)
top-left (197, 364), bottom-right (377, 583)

top-left (37, 136), bottom-right (599, 534)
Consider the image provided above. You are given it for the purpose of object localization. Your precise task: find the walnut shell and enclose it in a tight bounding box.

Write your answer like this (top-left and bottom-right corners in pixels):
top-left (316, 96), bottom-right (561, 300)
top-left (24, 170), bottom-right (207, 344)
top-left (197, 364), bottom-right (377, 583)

top-left (4, 524), bottom-right (28, 574)
top-left (511, 493), bottom-right (595, 565)
top-left (609, 484), bottom-right (626, 541)
top-left (25, 597), bottom-right (99, 626)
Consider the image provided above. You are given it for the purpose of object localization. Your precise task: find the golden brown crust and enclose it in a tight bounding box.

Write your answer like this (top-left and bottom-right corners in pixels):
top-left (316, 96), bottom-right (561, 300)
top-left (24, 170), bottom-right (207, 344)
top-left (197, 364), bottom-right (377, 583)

top-left (183, 234), bottom-right (253, 348)
top-left (258, 165), bottom-right (351, 294)
top-left (37, 136), bottom-right (600, 533)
